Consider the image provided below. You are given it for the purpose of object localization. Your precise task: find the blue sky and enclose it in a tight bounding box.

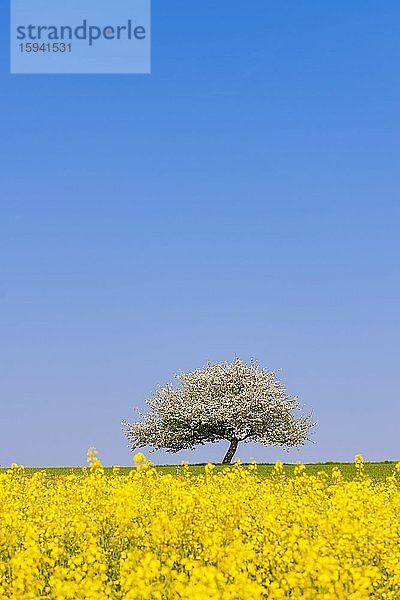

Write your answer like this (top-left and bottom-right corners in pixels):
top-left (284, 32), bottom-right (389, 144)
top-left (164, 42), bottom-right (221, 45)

top-left (1, 1), bottom-right (399, 466)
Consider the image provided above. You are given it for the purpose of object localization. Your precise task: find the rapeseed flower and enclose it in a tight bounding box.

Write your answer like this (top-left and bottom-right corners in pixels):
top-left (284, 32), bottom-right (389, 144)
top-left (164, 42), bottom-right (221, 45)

top-left (0, 451), bottom-right (400, 598)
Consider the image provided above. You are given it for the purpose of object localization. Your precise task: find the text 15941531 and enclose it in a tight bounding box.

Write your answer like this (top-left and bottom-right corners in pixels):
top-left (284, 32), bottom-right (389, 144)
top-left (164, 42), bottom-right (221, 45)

top-left (19, 43), bottom-right (72, 53)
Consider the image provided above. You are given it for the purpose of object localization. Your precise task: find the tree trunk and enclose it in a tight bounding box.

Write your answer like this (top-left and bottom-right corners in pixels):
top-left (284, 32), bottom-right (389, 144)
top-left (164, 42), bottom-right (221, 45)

top-left (222, 438), bottom-right (239, 464)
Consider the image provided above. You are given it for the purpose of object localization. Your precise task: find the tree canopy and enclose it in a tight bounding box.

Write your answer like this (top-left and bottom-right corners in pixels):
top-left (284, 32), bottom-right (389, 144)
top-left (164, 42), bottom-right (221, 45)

top-left (123, 357), bottom-right (316, 463)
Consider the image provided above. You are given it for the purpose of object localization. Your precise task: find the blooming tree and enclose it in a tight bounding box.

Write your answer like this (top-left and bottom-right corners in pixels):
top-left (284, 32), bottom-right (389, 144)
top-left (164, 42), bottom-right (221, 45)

top-left (123, 357), bottom-right (315, 464)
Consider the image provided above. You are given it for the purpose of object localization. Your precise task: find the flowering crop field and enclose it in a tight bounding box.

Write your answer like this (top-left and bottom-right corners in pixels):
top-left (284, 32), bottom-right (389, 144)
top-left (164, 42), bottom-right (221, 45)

top-left (1, 453), bottom-right (400, 599)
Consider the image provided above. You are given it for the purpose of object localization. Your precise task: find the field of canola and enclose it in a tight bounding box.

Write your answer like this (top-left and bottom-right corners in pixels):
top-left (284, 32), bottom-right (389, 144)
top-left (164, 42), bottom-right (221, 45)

top-left (1, 452), bottom-right (400, 600)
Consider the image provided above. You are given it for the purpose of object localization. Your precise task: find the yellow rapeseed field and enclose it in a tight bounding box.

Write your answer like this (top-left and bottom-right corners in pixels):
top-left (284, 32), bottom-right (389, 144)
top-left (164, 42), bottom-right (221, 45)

top-left (1, 451), bottom-right (400, 599)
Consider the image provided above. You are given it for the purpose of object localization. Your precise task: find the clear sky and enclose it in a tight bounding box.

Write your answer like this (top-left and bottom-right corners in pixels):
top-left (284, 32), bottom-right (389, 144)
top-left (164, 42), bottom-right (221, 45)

top-left (1, 1), bottom-right (399, 467)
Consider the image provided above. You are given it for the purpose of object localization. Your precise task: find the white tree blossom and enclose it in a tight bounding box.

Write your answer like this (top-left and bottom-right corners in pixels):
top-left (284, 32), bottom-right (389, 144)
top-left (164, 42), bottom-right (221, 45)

top-left (123, 357), bottom-right (316, 464)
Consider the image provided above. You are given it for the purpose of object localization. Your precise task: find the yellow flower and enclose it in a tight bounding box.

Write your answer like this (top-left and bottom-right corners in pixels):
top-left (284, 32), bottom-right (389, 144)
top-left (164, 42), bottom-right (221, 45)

top-left (273, 460), bottom-right (284, 475)
top-left (294, 463), bottom-right (306, 476)
top-left (133, 452), bottom-right (147, 465)
top-left (0, 449), bottom-right (398, 599)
